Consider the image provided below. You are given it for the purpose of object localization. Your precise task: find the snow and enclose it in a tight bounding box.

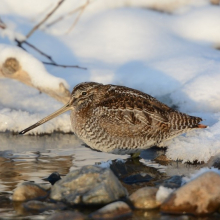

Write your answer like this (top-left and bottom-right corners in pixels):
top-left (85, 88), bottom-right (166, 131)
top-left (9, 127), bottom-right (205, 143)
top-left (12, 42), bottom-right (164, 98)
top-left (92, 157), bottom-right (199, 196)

top-left (0, 44), bottom-right (69, 90)
top-left (155, 167), bottom-right (218, 203)
top-left (97, 160), bottom-right (113, 168)
top-left (181, 167), bottom-right (220, 185)
top-left (166, 118), bottom-right (220, 163)
top-left (1, 0), bottom-right (220, 162)
top-left (156, 186), bottom-right (175, 203)
top-left (156, 168), bottom-right (220, 203)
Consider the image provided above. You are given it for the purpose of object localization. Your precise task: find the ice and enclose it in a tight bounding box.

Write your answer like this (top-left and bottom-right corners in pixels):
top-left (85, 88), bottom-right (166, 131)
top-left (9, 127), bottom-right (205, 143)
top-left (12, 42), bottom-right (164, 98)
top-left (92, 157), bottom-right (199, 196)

top-left (0, 0), bottom-right (220, 162)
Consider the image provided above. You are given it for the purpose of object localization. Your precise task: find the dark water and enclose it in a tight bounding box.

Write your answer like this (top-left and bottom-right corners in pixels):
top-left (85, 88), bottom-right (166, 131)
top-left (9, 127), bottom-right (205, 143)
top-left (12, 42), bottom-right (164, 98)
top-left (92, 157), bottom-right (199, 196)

top-left (0, 133), bottom-right (211, 219)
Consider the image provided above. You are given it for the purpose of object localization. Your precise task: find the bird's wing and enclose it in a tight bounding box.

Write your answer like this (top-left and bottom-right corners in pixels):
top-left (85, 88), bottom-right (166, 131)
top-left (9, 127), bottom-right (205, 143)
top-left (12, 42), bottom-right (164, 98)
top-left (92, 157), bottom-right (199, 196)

top-left (92, 89), bottom-right (170, 137)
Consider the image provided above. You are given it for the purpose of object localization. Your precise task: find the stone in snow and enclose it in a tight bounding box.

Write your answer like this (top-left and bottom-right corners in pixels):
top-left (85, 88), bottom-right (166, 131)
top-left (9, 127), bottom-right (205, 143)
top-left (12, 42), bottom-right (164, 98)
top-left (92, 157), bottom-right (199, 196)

top-left (161, 172), bottom-right (220, 215)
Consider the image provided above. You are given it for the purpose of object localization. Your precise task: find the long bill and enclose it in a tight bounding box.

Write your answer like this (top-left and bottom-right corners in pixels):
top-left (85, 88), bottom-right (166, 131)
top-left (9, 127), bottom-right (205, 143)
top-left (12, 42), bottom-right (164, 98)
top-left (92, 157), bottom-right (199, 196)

top-left (19, 102), bottom-right (72, 135)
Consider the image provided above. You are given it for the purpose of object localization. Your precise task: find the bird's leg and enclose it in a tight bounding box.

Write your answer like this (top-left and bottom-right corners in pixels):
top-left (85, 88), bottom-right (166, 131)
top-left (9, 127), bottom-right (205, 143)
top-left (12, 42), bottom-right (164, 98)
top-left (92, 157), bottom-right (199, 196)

top-left (130, 152), bottom-right (141, 159)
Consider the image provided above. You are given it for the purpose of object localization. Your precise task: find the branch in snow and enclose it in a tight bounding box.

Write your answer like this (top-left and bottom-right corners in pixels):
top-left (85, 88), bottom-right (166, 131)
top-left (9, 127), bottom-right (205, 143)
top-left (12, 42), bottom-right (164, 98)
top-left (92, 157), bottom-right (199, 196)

top-left (25, 0), bottom-right (65, 40)
top-left (46, 0), bottom-right (95, 29)
top-left (15, 39), bottom-right (87, 70)
top-left (43, 62), bottom-right (87, 70)
top-left (0, 17), bottom-right (6, 29)
top-left (66, 0), bottom-right (90, 34)
top-left (20, 40), bottom-right (55, 63)
top-left (0, 4), bottom-right (87, 70)
top-left (1, 57), bottom-right (70, 104)
top-left (210, 0), bottom-right (220, 5)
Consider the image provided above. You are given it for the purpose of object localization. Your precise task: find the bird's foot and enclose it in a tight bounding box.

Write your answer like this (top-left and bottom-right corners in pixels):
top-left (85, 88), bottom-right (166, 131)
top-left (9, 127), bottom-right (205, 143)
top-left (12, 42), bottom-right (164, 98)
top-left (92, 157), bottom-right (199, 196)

top-left (130, 152), bottom-right (141, 159)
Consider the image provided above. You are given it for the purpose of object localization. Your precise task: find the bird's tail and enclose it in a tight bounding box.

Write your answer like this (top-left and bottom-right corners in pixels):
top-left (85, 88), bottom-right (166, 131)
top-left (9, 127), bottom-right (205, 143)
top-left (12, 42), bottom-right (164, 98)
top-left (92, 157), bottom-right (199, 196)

top-left (169, 112), bottom-right (207, 130)
top-left (197, 124), bottom-right (207, 128)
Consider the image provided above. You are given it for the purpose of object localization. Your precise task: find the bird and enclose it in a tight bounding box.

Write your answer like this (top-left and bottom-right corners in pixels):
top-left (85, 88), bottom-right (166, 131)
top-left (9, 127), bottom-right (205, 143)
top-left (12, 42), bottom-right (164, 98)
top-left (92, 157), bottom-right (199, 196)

top-left (19, 82), bottom-right (206, 155)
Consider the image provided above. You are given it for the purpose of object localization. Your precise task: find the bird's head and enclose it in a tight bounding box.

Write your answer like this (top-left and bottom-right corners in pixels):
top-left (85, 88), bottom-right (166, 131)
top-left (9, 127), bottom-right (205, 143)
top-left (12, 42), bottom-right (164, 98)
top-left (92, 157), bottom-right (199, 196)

top-left (70, 82), bottom-right (102, 110)
top-left (19, 82), bottom-right (102, 135)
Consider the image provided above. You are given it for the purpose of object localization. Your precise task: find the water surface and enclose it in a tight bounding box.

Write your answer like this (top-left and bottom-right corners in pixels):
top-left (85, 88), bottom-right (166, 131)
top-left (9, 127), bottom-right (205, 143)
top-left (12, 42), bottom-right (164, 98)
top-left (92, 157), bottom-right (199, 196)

top-left (0, 133), bottom-right (208, 219)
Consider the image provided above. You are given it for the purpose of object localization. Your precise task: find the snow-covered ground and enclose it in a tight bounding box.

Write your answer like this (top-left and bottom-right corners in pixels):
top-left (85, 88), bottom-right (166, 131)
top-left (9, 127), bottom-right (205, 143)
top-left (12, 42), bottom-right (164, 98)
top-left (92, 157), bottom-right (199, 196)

top-left (0, 0), bottom-right (220, 162)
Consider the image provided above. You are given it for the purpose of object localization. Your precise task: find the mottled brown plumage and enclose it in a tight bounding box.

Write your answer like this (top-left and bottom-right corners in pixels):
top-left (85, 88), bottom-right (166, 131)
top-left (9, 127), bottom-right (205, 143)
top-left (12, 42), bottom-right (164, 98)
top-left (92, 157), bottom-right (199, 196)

top-left (19, 82), bottom-right (206, 154)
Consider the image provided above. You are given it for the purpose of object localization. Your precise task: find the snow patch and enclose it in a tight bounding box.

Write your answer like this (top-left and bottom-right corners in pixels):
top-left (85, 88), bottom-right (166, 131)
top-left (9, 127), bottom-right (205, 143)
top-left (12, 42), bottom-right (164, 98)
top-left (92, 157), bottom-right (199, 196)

top-left (181, 167), bottom-right (220, 185)
top-left (156, 186), bottom-right (175, 203)
top-left (0, 44), bottom-right (69, 90)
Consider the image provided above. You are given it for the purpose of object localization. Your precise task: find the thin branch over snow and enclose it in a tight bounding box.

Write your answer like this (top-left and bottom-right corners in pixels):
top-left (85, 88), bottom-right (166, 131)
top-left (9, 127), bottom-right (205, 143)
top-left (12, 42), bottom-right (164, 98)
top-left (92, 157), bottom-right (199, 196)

top-left (43, 62), bottom-right (87, 69)
top-left (0, 2), bottom-right (87, 70)
top-left (0, 11), bottom-right (85, 70)
top-left (26, 0), bottom-right (65, 40)
top-left (0, 17), bottom-right (6, 29)
top-left (66, 0), bottom-right (90, 34)
top-left (46, 0), bottom-right (95, 29)
top-left (15, 39), bottom-right (87, 70)
top-left (22, 40), bottom-right (55, 63)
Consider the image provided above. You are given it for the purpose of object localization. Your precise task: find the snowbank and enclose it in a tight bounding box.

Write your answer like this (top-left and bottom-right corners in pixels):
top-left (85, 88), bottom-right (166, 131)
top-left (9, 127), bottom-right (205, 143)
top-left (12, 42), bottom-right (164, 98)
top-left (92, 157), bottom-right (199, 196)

top-left (0, 44), bottom-right (69, 90)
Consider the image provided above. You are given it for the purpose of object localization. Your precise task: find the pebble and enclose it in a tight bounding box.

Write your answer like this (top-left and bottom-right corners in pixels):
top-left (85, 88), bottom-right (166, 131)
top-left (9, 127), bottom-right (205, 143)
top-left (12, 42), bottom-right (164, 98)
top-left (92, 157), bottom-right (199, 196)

top-left (162, 175), bottom-right (183, 189)
top-left (12, 182), bottom-right (48, 201)
top-left (50, 165), bottom-right (128, 205)
top-left (122, 173), bottom-right (152, 184)
top-left (154, 154), bottom-right (171, 165)
top-left (129, 187), bottom-right (160, 209)
top-left (42, 172), bottom-right (61, 185)
top-left (23, 200), bottom-right (66, 212)
top-left (161, 172), bottom-right (220, 215)
top-left (47, 211), bottom-right (85, 220)
top-left (90, 201), bottom-right (132, 219)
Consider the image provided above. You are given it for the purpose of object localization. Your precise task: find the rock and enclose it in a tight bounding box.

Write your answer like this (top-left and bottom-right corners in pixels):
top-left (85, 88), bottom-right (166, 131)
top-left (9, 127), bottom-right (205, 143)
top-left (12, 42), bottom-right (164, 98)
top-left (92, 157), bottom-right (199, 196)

top-left (38, 183), bottom-right (51, 191)
top-left (122, 173), bottom-right (152, 184)
top-left (12, 182), bottom-right (48, 201)
top-left (130, 187), bottom-right (160, 209)
top-left (161, 172), bottom-right (220, 215)
top-left (90, 201), bottom-right (132, 219)
top-left (154, 154), bottom-right (171, 165)
top-left (42, 172), bottom-right (62, 185)
top-left (47, 211), bottom-right (85, 220)
top-left (50, 165), bottom-right (128, 205)
top-left (23, 200), bottom-right (66, 212)
top-left (162, 175), bottom-right (183, 189)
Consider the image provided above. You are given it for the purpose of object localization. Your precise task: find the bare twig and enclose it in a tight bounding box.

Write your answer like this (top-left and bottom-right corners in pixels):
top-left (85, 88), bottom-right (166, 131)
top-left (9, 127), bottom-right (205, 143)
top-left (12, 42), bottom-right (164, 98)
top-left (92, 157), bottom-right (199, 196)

top-left (43, 62), bottom-right (87, 69)
top-left (0, 17), bottom-right (6, 29)
top-left (22, 41), bottom-right (56, 63)
top-left (15, 39), bottom-right (27, 51)
top-left (210, 0), bottom-right (220, 5)
top-left (26, 0), bottom-right (65, 39)
top-left (66, 0), bottom-right (90, 34)
top-left (15, 39), bottom-right (87, 69)
top-left (46, 5), bottom-right (84, 28)
top-left (46, 0), bottom-right (95, 28)
top-left (3, 2), bottom-right (87, 71)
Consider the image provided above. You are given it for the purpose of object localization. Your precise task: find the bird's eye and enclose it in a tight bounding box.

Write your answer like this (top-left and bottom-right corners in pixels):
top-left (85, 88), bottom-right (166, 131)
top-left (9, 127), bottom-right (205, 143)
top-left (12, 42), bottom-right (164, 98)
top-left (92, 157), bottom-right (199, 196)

top-left (82, 92), bottom-right (87, 95)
